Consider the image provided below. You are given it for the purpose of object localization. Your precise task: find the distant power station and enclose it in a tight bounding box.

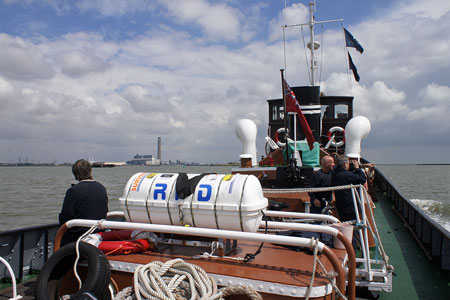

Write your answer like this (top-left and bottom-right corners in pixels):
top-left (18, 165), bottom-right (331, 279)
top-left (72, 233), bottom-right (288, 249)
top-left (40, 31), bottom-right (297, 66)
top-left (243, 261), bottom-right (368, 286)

top-left (126, 137), bottom-right (162, 165)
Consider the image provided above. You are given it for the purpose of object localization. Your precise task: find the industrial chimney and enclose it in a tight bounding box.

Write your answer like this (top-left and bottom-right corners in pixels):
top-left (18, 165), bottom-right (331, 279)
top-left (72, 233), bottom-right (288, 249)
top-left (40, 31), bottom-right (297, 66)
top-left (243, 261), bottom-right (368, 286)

top-left (157, 137), bottom-right (162, 163)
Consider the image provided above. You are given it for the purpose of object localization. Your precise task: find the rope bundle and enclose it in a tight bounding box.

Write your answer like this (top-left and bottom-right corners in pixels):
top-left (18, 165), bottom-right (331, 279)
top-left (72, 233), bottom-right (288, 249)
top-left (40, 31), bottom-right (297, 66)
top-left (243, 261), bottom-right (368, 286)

top-left (113, 258), bottom-right (262, 300)
top-left (133, 258), bottom-right (219, 300)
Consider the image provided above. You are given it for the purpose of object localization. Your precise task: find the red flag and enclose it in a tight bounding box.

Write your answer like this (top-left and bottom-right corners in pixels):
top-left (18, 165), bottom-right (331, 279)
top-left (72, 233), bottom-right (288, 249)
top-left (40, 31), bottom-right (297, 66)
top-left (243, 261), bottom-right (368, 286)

top-left (283, 79), bottom-right (316, 150)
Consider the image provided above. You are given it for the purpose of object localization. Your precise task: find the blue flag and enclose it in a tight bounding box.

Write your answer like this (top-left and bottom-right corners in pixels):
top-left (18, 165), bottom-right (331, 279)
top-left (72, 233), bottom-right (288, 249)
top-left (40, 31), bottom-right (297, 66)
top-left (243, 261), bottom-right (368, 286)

top-left (344, 28), bottom-right (364, 54)
top-left (348, 52), bottom-right (360, 82)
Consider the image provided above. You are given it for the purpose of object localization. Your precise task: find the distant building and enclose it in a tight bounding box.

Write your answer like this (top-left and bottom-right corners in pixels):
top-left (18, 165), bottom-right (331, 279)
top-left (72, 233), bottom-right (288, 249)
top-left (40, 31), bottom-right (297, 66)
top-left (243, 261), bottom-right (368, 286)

top-left (127, 154), bottom-right (160, 165)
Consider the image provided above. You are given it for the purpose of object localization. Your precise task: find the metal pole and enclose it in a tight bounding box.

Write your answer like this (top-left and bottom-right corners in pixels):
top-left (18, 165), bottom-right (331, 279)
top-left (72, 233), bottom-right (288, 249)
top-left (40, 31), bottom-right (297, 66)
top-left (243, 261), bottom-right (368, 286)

top-left (280, 69), bottom-right (289, 164)
top-left (309, 1), bottom-right (315, 86)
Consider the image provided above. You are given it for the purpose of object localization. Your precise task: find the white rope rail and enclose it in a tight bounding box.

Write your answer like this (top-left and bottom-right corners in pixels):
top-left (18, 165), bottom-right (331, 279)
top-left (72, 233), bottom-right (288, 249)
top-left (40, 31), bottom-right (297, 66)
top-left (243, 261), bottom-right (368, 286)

top-left (361, 188), bottom-right (394, 272)
top-left (73, 221), bottom-right (103, 289)
top-left (262, 184), bottom-right (363, 194)
top-left (304, 238), bottom-right (348, 300)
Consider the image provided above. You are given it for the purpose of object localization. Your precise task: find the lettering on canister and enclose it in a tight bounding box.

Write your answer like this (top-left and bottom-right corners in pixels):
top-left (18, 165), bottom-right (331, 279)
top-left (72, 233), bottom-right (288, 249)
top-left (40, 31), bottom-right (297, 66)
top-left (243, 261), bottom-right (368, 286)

top-left (197, 184), bottom-right (212, 201)
top-left (153, 183), bottom-right (167, 200)
top-left (131, 173), bottom-right (146, 192)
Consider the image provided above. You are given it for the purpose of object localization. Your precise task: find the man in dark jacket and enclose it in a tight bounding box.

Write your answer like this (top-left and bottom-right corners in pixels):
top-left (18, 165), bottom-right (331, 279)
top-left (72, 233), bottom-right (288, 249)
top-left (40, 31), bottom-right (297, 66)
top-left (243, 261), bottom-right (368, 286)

top-left (59, 159), bottom-right (108, 245)
top-left (308, 155), bottom-right (335, 214)
top-left (331, 156), bottom-right (366, 221)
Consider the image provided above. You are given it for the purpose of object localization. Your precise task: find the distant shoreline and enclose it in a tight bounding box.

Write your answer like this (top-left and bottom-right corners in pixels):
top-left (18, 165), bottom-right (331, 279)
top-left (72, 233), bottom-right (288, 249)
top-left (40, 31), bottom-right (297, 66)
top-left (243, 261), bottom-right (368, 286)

top-left (416, 164), bottom-right (450, 165)
top-left (0, 163), bottom-right (239, 167)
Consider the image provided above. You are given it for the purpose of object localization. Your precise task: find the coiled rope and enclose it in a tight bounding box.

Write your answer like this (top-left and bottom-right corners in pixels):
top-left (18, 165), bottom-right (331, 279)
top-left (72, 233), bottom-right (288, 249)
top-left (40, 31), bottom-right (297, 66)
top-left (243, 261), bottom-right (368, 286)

top-left (128, 258), bottom-right (262, 300)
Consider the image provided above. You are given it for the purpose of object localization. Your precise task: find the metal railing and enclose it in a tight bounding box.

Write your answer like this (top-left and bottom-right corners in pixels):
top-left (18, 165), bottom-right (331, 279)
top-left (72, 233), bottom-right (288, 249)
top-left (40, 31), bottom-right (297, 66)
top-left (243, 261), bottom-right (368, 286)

top-left (374, 167), bottom-right (450, 271)
top-left (0, 223), bottom-right (59, 281)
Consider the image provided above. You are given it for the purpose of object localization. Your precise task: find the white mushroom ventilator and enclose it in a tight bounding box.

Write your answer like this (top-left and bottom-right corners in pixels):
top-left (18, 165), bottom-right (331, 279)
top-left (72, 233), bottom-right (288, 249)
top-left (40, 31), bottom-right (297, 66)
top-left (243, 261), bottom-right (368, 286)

top-left (235, 119), bottom-right (258, 166)
top-left (344, 116), bottom-right (371, 159)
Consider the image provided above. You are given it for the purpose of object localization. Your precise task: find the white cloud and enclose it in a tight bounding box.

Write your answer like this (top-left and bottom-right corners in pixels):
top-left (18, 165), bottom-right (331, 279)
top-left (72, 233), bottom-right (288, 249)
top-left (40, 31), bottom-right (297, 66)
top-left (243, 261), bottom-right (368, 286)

top-left (419, 83), bottom-right (450, 103)
top-left (56, 49), bottom-right (110, 77)
top-left (393, 0), bottom-right (450, 20)
top-left (407, 83), bottom-right (450, 122)
top-left (121, 83), bottom-right (173, 113)
top-left (0, 77), bottom-right (15, 98)
top-left (352, 7), bottom-right (450, 88)
top-left (268, 2), bottom-right (309, 42)
top-left (76, 0), bottom-right (156, 17)
top-left (322, 73), bottom-right (408, 123)
top-left (162, 0), bottom-right (242, 41)
top-left (0, 34), bottom-right (55, 80)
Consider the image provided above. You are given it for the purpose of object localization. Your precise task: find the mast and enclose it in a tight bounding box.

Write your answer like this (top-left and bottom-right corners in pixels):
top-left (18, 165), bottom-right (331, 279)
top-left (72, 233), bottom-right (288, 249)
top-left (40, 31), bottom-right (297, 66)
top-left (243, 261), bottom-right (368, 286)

top-left (284, 1), bottom-right (343, 86)
top-left (309, 1), bottom-right (316, 86)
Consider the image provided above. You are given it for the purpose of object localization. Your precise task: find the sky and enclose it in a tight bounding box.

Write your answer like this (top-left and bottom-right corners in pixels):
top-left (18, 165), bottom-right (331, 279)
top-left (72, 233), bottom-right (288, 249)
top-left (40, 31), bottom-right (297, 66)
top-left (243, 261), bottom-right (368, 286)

top-left (0, 0), bottom-right (449, 165)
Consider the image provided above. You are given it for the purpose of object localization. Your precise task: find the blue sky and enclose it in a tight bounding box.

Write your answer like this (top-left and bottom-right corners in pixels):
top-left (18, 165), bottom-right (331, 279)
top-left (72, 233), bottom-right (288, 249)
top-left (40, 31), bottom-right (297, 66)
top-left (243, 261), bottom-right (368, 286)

top-left (1, 0), bottom-right (449, 164)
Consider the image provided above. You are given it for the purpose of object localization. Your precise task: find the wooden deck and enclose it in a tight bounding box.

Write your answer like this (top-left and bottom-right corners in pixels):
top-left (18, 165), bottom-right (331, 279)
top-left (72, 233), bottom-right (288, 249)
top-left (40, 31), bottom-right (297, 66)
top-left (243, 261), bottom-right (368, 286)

top-left (108, 240), bottom-right (347, 292)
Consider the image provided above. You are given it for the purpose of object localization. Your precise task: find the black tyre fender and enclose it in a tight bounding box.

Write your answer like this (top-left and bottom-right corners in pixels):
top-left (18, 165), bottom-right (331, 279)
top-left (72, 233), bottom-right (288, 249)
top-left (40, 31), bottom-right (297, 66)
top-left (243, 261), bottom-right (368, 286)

top-left (35, 242), bottom-right (111, 300)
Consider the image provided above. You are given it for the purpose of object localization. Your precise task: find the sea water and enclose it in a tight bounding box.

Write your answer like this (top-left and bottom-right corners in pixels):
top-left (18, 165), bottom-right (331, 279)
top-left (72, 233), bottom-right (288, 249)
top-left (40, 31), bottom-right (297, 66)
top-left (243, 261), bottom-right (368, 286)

top-left (376, 164), bottom-right (450, 232)
top-left (0, 164), bottom-right (449, 232)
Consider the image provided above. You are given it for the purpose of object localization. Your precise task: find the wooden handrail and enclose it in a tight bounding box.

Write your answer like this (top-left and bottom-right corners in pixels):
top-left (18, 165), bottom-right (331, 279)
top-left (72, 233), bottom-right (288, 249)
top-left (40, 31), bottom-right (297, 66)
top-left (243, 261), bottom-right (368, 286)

top-left (53, 223), bottom-right (68, 253)
top-left (337, 232), bottom-right (356, 300)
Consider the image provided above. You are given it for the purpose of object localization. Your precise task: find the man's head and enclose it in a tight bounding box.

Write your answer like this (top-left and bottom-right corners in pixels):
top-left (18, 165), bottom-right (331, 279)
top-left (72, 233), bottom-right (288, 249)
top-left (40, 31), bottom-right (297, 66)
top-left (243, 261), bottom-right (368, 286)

top-left (72, 159), bottom-right (93, 181)
top-left (321, 155), bottom-right (335, 172)
top-left (335, 156), bottom-right (349, 170)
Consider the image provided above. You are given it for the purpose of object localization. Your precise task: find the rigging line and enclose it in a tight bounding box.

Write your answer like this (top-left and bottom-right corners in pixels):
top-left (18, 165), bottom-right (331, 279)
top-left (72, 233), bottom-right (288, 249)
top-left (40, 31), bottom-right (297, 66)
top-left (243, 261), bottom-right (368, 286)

top-left (341, 21), bottom-right (352, 95)
top-left (292, 28), bottom-right (304, 84)
top-left (319, 24), bottom-right (324, 85)
top-left (301, 25), bottom-right (312, 84)
top-left (283, 25), bottom-right (287, 72)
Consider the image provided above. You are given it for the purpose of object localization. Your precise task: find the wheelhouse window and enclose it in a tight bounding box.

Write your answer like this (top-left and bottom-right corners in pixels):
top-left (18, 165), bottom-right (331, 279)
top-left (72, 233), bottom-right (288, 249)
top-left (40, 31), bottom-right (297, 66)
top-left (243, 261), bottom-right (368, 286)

top-left (272, 104), bottom-right (284, 121)
top-left (335, 103), bottom-right (349, 119)
top-left (321, 105), bottom-right (333, 119)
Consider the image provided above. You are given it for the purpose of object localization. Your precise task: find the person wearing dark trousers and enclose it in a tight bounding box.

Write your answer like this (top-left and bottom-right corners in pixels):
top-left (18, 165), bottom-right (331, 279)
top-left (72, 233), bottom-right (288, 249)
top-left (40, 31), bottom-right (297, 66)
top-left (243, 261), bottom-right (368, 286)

top-left (331, 156), bottom-right (366, 222)
top-left (308, 155), bottom-right (335, 214)
top-left (59, 159), bottom-right (108, 246)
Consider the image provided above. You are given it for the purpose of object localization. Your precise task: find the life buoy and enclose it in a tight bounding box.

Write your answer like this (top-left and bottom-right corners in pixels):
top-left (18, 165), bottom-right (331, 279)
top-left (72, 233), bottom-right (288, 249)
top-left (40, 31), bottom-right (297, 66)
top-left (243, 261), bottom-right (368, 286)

top-left (274, 128), bottom-right (293, 148)
top-left (84, 230), bottom-right (154, 255)
top-left (35, 242), bottom-right (111, 300)
top-left (327, 126), bottom-right (345, 147)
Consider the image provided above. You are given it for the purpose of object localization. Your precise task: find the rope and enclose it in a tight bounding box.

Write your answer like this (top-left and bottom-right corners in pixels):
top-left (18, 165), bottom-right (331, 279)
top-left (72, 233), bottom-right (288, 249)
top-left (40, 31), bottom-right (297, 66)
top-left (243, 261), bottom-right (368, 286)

top-left (263, 184), bottom-right (363, 194)
top-left (301, 25), bottom-right (312, 84)
top-left (305, 238), bottom-right (348, 300)
top-left (113, 287), bottom-right (134, 300)
top-left (304, 238), bottom-right (319, 300)
top-left (133, 259), bottom-right (220, 300)
top-left (353, 187), bottom-right (394, 272)
top-left (362, 188), bottom-right (394, 272)
top-left (73, 220), bottom-right (104, 289)
top-left (221, 285), bottom-right (262, 300)
top-left (132, 259), bottom-right (262, 300)
top-left (192, 241), bottom-right (219, 259)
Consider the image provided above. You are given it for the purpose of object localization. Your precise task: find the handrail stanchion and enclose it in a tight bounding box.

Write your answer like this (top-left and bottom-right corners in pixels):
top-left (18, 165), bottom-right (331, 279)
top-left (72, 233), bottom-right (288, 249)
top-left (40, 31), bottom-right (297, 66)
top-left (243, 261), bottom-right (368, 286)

top-left (351, 186), bottom-right (370, 274)
top-left (0, 256), bottom-right (22, 299)
top-left (359, 185), bottom-right (373, 281)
